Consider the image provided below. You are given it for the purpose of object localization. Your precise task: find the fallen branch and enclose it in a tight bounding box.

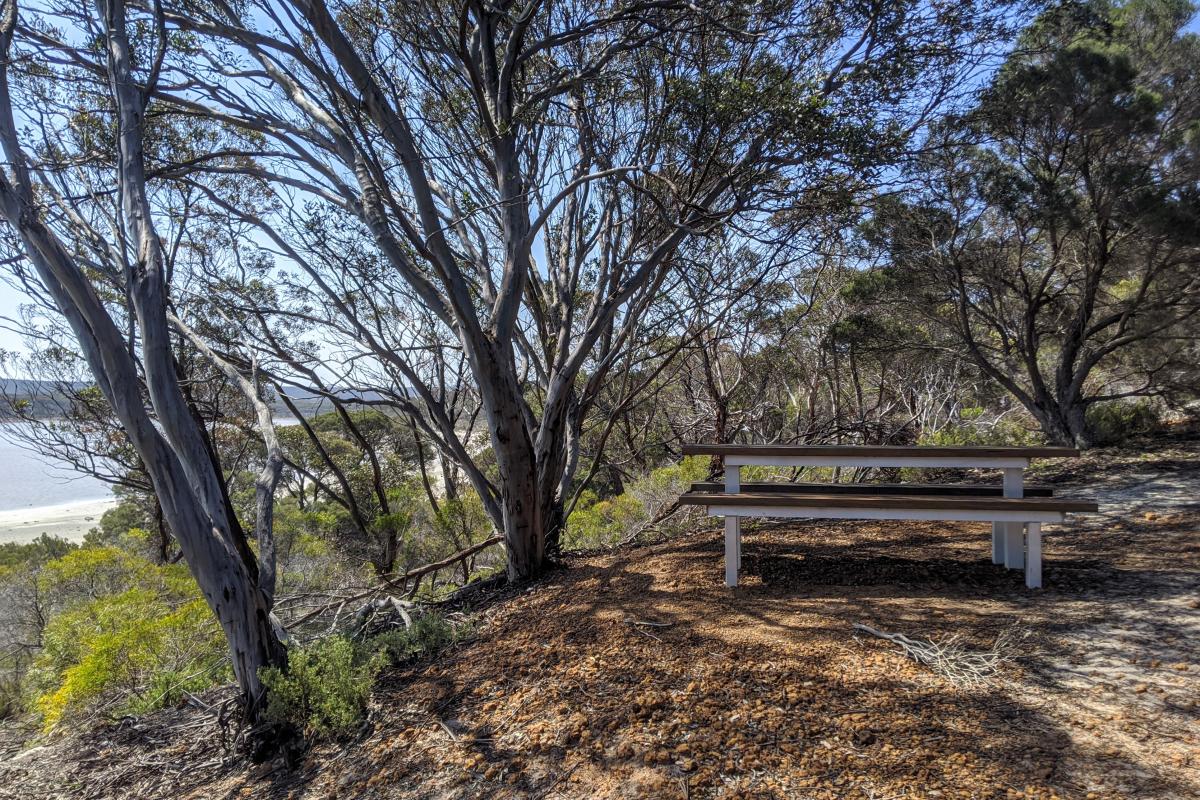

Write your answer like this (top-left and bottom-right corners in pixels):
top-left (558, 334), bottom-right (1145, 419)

top-left (853, 622), bottom-right (1027, 688)
top-left (381, 535), bottom-right (504, 590)
top-left (281, 535), bottom-right (505, 630)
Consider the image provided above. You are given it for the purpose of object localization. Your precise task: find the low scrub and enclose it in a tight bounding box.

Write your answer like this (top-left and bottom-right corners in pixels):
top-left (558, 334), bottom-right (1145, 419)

top-left (261, 611), bottom-right (469, 739)
top-left (565, 455), bottom-right (709, 549)
top-left (260, 637), bottom-right (382, 739)
top-left (371, 611), bottom-right (472, 665)
top-left (918, 407), bottom-right (1040, 448)
top-left (25, 546), bottom-right (226, 729)
top-left (1086, 399), bottom-right (1163, 445)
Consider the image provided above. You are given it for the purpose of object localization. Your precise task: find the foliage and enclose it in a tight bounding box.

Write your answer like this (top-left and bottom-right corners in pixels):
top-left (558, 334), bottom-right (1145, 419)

top-left (1086, 399), bottom-right (1163, 444)
top-left (258, 611), bottom-right (470, 739)
top-left (260, 637), bottom-right (382, 739)
top-left (565, 456), bottom-right (709, 549)
top-left (855, 0), bottom-right (1200, 447)
top-left (0, 534), bottom-right (76, 570)
top-left (430, 495), bottom-right (491, 552)
top-left (271, 498), bottom-right (349, 591)
top-left (564, 491), bottom-right (646, 550)
top-left (0, 535), bottom-right (79, 717)
top-left (370, 612), bottom-right (472, 666)
top-left (917, 410), bottom-right (1041, 447)
top-left (28, 547), bottom-right (226, 729)
top-left (91, 498), bottom-right (154, 544)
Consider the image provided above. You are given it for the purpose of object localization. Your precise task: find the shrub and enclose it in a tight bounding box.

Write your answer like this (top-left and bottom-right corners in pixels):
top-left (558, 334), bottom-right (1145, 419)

top-left (272, 501), bottom-right (349, 591)
top-left (34, 591), bottom-right (226, 727)
top-left (918, 415), bottom-right (1040, 448)
top-left (259, 637), bottom-right (382, 738)
top-left (26, 547), bottom-right (226, 729)
top-left (0, 534), bottom-right (76, 570)
top-left (0, 536), bottom-right (80, 718)
top-left (430, 494), bottom-right (492, 551)
top-left (1086, 399), bottom-right (1162, 445)
top-left (370, 611), bottom-right (471, 665)
top-left (565, 455), bottom-right (709, 549)
top-left (563, 490), bottom-right (646, 549)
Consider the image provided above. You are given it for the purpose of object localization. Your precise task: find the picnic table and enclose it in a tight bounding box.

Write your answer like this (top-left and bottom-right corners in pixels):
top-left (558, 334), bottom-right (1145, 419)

top-left (678, 444), bottom-right (1098, 589)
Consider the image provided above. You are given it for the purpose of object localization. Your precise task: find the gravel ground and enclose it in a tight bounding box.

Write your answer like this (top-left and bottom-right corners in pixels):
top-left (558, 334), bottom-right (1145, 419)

top-left (1, 432), bottom-right (1197, 800)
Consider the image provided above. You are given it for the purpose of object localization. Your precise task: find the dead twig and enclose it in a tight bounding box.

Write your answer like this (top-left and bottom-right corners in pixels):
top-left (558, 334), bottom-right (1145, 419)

top-left (853, 622), bottom-right (1028, 688)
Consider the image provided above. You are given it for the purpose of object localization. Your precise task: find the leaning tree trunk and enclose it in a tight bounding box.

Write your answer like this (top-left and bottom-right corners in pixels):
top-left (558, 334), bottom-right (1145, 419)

top-left (164, 497), bottom-right (287, 709)
top-left (0, 0), bottom-right (288, 729)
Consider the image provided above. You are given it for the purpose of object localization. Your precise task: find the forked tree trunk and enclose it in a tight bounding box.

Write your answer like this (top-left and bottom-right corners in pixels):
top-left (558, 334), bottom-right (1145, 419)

top-left (1028, 388), bottom-right (1095, 450)
top-left (0, 0), bottom-right (287, 727)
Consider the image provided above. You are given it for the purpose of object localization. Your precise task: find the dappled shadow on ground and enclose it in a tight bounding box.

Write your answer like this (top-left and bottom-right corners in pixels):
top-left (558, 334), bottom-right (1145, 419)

top-left (266, 506), bottom-right (1193, 800)
top-left (2, 444), bottom-right (1198, 800)
top-left (335, 496), bottom-right (1196, 800)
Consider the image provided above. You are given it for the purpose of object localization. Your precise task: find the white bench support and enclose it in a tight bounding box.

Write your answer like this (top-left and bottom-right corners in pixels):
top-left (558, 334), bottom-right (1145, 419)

top-left (1002, 467), bottom-right (1024, 570)
top-left (725, 517), bottom-right (739, 587)
top-left (725, 465), bottom-right (741, 587)
top-left (991, 522), bottom-right (1005, 565)
top-left (1025, 522), bottom-right (1042, 589)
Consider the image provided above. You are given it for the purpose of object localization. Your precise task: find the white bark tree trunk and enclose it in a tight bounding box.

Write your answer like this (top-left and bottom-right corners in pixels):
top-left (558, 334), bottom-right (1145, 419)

top-left (0, 0), bottom-right (286, 722)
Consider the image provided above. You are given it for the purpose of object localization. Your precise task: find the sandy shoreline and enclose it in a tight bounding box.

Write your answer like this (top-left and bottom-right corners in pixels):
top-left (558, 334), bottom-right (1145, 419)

top-left (0, 498), bottom-right (115, 544)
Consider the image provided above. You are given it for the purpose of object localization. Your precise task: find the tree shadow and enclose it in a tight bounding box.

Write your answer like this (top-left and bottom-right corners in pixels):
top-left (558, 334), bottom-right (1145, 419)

top-left (346, 524), bottom-right (1198, 799)
top-left (12, 514), bottom-right (1195, 800)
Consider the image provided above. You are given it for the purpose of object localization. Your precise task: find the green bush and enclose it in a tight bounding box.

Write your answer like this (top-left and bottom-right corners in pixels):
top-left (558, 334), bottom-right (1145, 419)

top-left (918, 416), bottom-right (1040, 447)
top-left (0, 534), bottom-right (76, 570)
top-left (1086, 399), bottom-right (1162, 445)
top-left (563, 490), bottom-right (646, 549)
top-left (29, 547), bottom-right (226, 728)
top-left (370, 611), bottom-right (471, 665)
top-left (259, 637), bottom-right (382, 738)
top-left (0, 536), bottom-right (80, 718)
top-left (565, 455), bottom-right (709, 549)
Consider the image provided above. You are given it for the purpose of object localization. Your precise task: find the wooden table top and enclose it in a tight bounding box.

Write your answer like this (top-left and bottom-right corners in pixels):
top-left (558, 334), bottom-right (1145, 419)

top-left (681, 444), bottom-right (1080, 459)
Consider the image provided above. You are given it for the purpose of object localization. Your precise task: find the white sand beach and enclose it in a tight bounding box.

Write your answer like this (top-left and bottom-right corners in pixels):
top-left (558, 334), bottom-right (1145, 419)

top-left (0, 498), bottom-right (115, 544)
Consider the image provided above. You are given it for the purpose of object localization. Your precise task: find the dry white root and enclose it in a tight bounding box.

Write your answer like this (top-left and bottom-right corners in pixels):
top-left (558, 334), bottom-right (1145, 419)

top-left (853, 622), bottom-right (1028, 688)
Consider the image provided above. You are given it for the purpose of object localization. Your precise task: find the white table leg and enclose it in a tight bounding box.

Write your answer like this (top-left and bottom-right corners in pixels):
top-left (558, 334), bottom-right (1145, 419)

top-left (1003, 468), bottom-right (1024, 570)
top-left (1025, 522), bottom-right (1042, 589)
top-left (725, 465), bottom-right (741, 587)
top-left (725, 516), bottom-right (739, 587)
top-left (991, 522), bottom-right (1005, 564)
top-left (1004, 524), bottom-right (1025, 569)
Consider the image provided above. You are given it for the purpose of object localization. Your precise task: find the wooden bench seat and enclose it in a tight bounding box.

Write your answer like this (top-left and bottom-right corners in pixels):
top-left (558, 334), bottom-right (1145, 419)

top-left (688, 481), bottom-right (1056, 497)
top-left (684, 444), bottom-right (1080, 458)
top-left (680, 491), bottom-right (1096, 515)
top-left (680, 443), bottom-right (1095, 590)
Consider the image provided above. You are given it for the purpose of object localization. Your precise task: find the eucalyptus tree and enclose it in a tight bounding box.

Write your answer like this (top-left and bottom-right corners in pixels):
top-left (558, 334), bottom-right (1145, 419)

top-left (76, 0), bottom-right (1007, 580)
top-left (858, 0), bottom-right (1200, 447)
top-left (0, 0), bottom-right (287, 725)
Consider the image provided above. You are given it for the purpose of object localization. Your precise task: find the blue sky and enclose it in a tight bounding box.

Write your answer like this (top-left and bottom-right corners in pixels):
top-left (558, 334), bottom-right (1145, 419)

top-left (2, 8), bottom-right (1198, 368)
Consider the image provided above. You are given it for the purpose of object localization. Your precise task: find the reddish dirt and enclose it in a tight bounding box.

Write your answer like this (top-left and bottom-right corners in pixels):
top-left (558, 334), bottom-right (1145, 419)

top-left (1, 436), bottom-right (1197, 799)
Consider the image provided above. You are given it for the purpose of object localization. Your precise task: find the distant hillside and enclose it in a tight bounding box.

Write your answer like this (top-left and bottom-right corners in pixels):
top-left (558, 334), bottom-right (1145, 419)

top-left (0, 379), bottom-right (83, 420)
top-left (0, 379), bottom-right (389, 421)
